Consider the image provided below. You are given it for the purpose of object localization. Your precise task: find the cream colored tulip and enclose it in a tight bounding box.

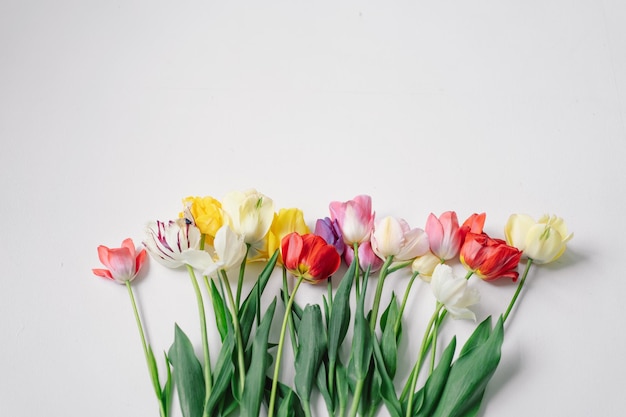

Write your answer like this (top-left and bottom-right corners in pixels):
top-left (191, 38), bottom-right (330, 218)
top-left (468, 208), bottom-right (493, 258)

top-left (222, 189), bottom-right (275, 244)
top-left (411, 252), bottom-right (441, 282)
top-left (505, 214), bottom-right (573, 264)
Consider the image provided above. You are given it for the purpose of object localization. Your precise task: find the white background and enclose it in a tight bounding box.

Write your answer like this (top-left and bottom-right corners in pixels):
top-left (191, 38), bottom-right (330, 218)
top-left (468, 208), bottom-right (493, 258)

top-left (1, 1), bottom-right (625, 416)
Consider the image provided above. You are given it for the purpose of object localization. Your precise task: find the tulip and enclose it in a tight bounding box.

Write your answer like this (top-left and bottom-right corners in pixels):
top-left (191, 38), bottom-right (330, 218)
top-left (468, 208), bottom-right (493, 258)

top-left (462, 212), bottom-right (486, 234)
top-left (329, 195), bottom-right (375, 245)
top-left (181, 196), bottom-right (224, 245)
top-left (431, 264), bottom-right (480, 320)
top-left (266, 208), bottom-right (310, 263)
top-left (460, 232), bottom-right (522, 281)
top-left (222, 189), bottom-right (274, 245)
top-left (182, 225), bottom-right (248, 278)
top-left (411, 252), bottom-right (441, 282)
top-left (426, 211), bottom-right (487, 261)
top-left (314, 217), bottom-right (345, 256)
top-left (269, 233), bottom-right (341, 417)
top-left (505, 214), bottom-right (573, 264)
top-left (425, 211), bottom-right (465, 261)
top-left (143, 219), bottom-right (202, 268)
top-left (281, 232), bottom-right (341, 283)
top-left (344, 241), bottom-right (383, 273)
top-left (371, 216), bottom-right (430, 261)
top-left (93, 238), bottom-right (147, 284)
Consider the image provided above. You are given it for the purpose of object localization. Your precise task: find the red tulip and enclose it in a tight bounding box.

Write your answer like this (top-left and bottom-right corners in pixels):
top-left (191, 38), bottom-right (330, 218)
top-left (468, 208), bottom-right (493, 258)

top-left (281, 232), bottom-right (341, 283)
top-left (460, 232), bottom-right (522, 281)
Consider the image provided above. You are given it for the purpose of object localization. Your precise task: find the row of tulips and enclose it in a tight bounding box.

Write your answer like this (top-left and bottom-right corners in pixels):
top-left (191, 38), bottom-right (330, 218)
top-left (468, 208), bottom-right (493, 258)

top-left (92, 190), bottom-right (572, 417)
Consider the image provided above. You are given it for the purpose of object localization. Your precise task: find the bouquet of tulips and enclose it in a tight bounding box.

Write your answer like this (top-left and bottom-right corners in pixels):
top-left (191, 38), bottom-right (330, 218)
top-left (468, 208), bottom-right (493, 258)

top-left (92, 190), bottom-right (572, 417)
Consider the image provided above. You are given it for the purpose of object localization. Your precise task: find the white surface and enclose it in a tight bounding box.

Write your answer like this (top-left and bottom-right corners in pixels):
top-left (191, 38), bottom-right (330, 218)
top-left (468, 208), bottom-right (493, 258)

top-left (1, 1), bottom-right (625, 416)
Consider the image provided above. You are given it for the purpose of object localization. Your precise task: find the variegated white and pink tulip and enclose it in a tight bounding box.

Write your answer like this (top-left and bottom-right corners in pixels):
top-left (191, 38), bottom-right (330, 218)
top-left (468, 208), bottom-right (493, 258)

top-left (143, 219), bottom-right (202, 268)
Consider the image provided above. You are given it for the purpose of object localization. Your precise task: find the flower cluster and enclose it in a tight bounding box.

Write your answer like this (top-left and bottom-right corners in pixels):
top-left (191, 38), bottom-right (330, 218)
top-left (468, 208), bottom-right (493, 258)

top-left (92, 191), bottom-right (572, 417)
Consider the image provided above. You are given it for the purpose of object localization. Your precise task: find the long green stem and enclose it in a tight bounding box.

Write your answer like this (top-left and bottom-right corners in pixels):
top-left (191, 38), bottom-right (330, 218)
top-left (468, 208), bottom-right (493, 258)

top-left (236, 243), bottom-right (251, 309)
top-left (220, 270), bottom-right (246, 395)
top-left (268, 276), bottom-right (304, 417)
top-left (369, 255), bottom-right (394, 331)
top-left (405, 303), bottom-right (443, 417)
top-left (125, 281), bottom-right (167, 417)
top-left (282, 266), bottom-right (298, 355)
top-left (395, 271), bottom-right (419, 335)
top-left (347, 378), bottom-right (365, 417)
top-left (353, 243), bottom-right (361, 298)
top-left (185, 265), bottom-right (213, 403)
top-left (504, 259), bottom-right (534, 323)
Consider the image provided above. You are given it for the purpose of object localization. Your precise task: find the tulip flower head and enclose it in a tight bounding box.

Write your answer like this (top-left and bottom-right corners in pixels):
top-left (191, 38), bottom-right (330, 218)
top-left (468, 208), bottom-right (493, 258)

top-left (371, 216), bottom-right (430, 261)
top-left (266, 208), bottom-right (310, 263)
top-left (411, 252), bottom-right (441, 282)
top-left (222, 189), bottom-right (275, 245)
top-left (314, 217), bottom-right (345, 256)
top-left (143, 219), bottom-right (202, 268)
top-left (281, 232), bottom-right (341, 283)
top-left (329, 195), bottom-right (375, 245)
top-left (505, 214), bottom-right (573, 264)
top-left (93, 238), bottom-right (147, 284)
top-left (344, 240), bottom-right (384, 273)
top-left (461, 233), bottom-right (522, 281)
top-left (181, 195), bottom-right (224, 244)
top-left (182, 225), bottom-right (248, 278)
top-left (426, 211), bottom-right (487, 261)
top-left (431, 264), bottom-right (480, 320)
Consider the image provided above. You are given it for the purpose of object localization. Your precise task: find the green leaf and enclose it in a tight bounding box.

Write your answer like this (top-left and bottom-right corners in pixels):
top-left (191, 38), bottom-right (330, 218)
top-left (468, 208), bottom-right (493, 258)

top-left (146, 345), bottom-right (162, 398)
top-left (372, 329), bottom-right (402, 417)
top-left (327, 259), bottom-right (356, 384)
top-left (413, 336), bottom-right (456, 417)
top-left (240, 298), bottom-right (277, 417)
top-left (431, 317), bottom-right (504, 417)
top-left (239, 250), bottom-right (279, 347)
top-left (380, 294), bottom-right (400, 378)
top-left (209, 278), bottom-right (229, 342)
top-left (362, 359), bottom-right (382, 416)
top-left (460, 316), bottom-right (493, 356)
top-left (336, 361), bottom-right (349, 415)
top-left (168, 324), bottom-right (205, 417)
top-left (349, 279), bottom-right (372, 381)
top-left (162, 352), bottom-right (173, 416)
top-left (277, 390), bottom-right (297, 417)
top-left (295, 304), bottom-right (328, 407)
top-left (316, 359), bottom-right (334, 415)
top-left (205, 324), bottom-right (236, 415)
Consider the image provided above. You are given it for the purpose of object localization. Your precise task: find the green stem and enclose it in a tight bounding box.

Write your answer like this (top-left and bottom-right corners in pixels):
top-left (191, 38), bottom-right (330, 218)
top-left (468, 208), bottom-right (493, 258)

top-left (236, 243), bottom-right (251, 309)
top-left (268, 276), bottom-right (304, 417)
top-left (220, 270), bottom-right (246, 396)
top-left (430, 309), bottom-right (442, 375)
top-left (504, 259), bottom-right (534, 323)
top-left (347, 378), bottom-right (365, 417)
top-left (282, 266), bottom-right (298, 354)
top-left (369, 255), bottom-right (394, 331)
top-left (405, 303), bottom-right (443, 417)
top-left (353, 242), bottom-right (361, 298)
top-left (185, 265), bottom-right (213, 403)
top-left (400, 308), bottom-right (447, 402)
top-left (125, 281), bottom-right (167, 417)
top-left (395, 271), bottom-right (419, 335)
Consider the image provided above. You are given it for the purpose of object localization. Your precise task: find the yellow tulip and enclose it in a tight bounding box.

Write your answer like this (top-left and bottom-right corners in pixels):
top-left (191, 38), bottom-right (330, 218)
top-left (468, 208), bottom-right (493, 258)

top-left (181, 196), bottom-right (224, 244)
top-left (266, 208), bottom-right (310, 263)
top-left (505, 214), bottom-right (573, 264)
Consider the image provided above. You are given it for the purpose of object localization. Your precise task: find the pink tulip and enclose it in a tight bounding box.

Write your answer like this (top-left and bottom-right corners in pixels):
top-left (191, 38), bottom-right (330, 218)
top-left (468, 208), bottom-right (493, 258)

top-left (92, 238), bottom-right (147, 284)
top-left (329, 195), bottom-right (375, 245)
top-left (425, 211), bottom-right (486, 261)
top-left (344, 240), bottom-right (384, 273)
